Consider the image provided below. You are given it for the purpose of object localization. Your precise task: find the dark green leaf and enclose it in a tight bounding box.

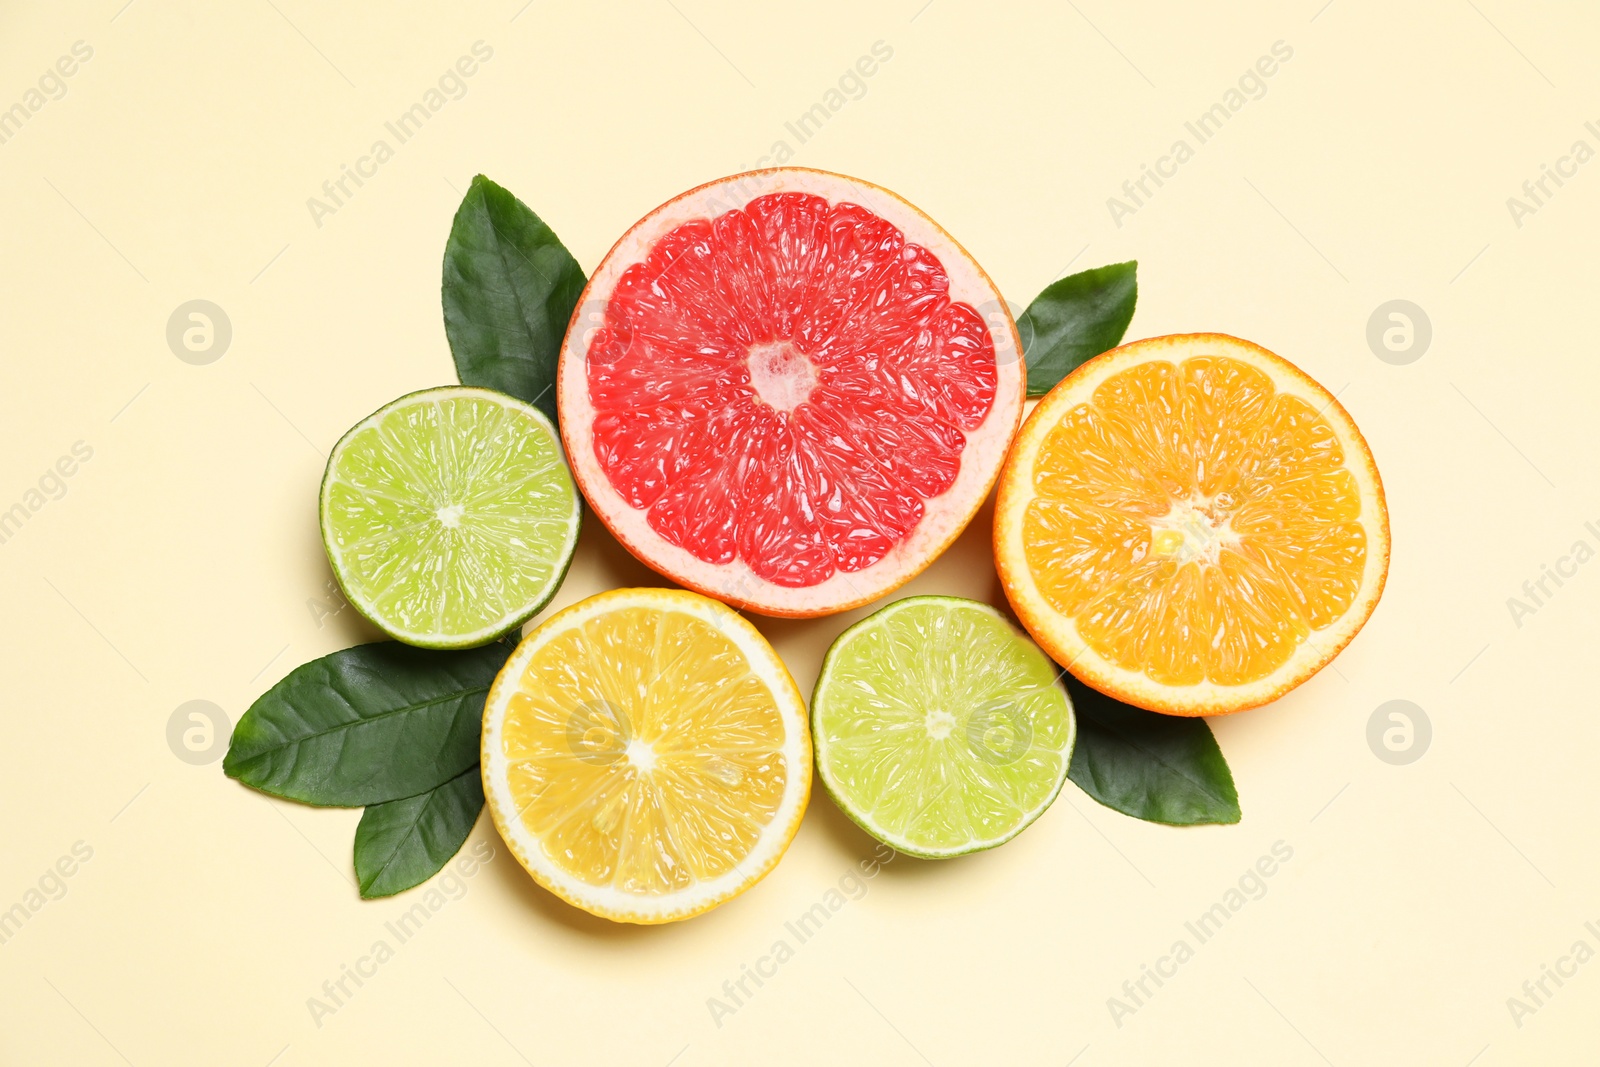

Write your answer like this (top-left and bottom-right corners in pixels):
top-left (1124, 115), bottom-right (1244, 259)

top-left (354, 765), bottom-right (484, 898)
top-left (442, 174), bottom-right (587, 422)
top-left (1019, 261), bottom-right (1138, 395)
top-left (1066, 675), bottom-right (1240, 825)
top-left (223, 640), bottom-right (513, 807)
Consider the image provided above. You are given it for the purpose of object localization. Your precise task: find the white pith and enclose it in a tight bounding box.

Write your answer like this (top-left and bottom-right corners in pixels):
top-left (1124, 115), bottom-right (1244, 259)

top-left (557, 168), bottom-right (1026, 617)
top-left (1149, 497), bottom-right (1240, 566)
top-left (481, 588), bottom-right (812, 923)
top-left (746, 340), bottom-right (818, 413)
top-left (995, 334), bottom-right (1391, 716)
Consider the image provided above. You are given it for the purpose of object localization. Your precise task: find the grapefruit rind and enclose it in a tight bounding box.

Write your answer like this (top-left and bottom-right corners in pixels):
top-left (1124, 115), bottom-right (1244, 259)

top-left (994, 333), bottom-right (1390, 716)
top-left (558, 168), bottom-right (1026, 618)
top-left (480, 587), bottom-right (812, 924)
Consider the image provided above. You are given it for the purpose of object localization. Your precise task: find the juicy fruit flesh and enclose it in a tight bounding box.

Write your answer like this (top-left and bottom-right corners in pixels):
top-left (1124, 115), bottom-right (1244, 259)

top-left (324, 394), bottom-right (577, 640)
top-left (586, 192), bottom-right (999, 589)
top-left (1023, 355), bottom-right (1367, 687)
top-left (816, 600), bottom-right (1073, 854)
top-left (498, 605), bottom-right (789, 894)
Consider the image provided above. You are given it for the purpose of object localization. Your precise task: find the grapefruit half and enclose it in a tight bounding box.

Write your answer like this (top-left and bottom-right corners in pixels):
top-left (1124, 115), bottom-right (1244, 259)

top-left (558, 169), bottom-right (1025, 617)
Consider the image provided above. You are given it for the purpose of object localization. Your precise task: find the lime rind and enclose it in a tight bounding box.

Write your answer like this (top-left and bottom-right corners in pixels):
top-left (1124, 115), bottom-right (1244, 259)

top-left (812, 595), bottom-right (1076, 859)
top-left (320, 386), bottom-right (581, 650)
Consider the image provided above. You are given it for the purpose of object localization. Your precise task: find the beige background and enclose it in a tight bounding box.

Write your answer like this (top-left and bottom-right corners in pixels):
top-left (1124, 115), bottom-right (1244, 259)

top-left (2, 0), bottom-right (1597, 1063)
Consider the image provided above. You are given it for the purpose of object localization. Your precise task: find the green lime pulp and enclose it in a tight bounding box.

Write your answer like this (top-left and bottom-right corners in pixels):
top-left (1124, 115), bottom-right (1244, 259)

top-left (812, 595), bottom-right (1075, 858)
top-left (319, 386), bottom-right (580, 649)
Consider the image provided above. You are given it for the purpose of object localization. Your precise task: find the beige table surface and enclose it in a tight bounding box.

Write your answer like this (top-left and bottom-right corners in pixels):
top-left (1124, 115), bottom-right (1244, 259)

top-left (3, 1), bottom-right (1597, 1064)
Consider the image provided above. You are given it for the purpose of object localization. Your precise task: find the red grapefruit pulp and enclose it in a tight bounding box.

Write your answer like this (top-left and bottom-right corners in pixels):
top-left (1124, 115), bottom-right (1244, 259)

top-left (559, 169), bottom-right (1025, 616)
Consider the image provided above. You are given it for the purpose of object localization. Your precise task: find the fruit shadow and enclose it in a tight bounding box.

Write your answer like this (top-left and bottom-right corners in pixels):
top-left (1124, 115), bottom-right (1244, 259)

top-left (477, 828), bottom-right (690, 944)
top-left (575, 506), bottom-right (662, 591)
top-left (475, 497), bottom-right (992, 929)
top-left (476, 790), bottom-right (964, 943)
top-left (807, 784), bottom-right (970, 882)
top-left (296, 517), bottom-right (387, 648)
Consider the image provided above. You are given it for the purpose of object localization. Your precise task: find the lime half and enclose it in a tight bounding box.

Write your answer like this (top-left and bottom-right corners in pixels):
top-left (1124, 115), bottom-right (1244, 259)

top-left (320, 386), bottom-right (581, 649)
top-left (812, 596), bottom-right (1075, 858)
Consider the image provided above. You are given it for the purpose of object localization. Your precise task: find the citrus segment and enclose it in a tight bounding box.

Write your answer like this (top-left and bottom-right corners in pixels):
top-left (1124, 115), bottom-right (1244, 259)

top-left (812, 596), bottom-right (1075, 858)
top-left (319, 386), bottom-right (581, 649)
top-left (559, 169), bottom-right (1025, 617)
top-left (481, 588), bottom-right (810, 923)
top-left (995, 334), bottom-right (1389, 715)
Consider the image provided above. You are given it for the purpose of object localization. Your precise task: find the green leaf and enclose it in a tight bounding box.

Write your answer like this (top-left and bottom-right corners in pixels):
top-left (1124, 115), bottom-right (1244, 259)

top-left (442, 174), bottom-right (587, 422)
top-left (1066, 675), bottom-right (1240, 826)
top-left (354, 765), bottom-right (484, 898)
top-left (223, 640), bottom-right (512, 807)
top-left (1019, 261), bottom-right (1138, 395)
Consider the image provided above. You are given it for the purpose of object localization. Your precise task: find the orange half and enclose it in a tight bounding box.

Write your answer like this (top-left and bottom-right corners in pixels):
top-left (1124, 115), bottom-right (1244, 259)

top-left (994, 334), bottom-right (1389, 716)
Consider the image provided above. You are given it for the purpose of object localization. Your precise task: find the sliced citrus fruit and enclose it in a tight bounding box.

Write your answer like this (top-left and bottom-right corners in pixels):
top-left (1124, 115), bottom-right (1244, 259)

top-left (995, 333), bottom-right (1390, 716)
top-left (320, 386), bottom-right (581, 649)
top-left (557, 168), bottom-right (1026, 618)
top-left (481, 587), bottom-right (811, 923)
top-left (812, 596), bottom-right (1075, 859)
